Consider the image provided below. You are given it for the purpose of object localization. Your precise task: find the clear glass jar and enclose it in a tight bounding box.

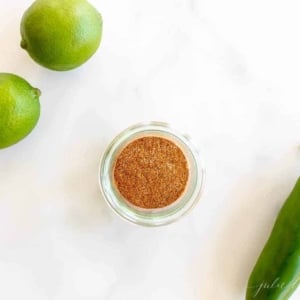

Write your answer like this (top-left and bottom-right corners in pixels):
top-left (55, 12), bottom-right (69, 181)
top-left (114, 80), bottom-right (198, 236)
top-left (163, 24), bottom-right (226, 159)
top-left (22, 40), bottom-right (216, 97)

top-left (99, 122), bottom-right (205, 226)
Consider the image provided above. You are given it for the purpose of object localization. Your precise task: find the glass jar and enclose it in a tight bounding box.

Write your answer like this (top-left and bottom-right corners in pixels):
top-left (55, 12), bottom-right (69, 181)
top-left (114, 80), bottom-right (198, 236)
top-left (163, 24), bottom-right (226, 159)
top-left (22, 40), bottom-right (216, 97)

top-left (99, 122), bottom-right (205, 226)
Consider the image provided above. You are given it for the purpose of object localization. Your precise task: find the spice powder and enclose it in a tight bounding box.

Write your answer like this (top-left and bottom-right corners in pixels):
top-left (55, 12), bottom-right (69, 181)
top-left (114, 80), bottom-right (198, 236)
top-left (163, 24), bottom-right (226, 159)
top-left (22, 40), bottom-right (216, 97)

top-left (113, 136), bottom-right (189, 209)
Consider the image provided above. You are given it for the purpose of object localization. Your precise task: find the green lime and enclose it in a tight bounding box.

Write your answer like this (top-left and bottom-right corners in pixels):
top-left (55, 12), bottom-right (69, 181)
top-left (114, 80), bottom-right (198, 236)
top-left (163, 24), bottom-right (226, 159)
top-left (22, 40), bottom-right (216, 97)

top-left (0, 73), bottom-right (41, 149)
top-left (20, 0), bottom-right (103, 71)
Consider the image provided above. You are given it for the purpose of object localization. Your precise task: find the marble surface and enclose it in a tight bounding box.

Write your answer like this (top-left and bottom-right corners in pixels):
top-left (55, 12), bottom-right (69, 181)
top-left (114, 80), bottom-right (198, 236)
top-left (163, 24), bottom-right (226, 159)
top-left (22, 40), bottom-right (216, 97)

top-left (1, 0), bottom-right (300, 299)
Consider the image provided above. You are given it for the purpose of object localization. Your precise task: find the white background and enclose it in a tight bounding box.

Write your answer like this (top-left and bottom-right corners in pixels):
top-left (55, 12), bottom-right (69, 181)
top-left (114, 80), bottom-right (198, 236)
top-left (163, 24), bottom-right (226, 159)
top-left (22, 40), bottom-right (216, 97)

top-left (1, 0), bottom-right (300, 299)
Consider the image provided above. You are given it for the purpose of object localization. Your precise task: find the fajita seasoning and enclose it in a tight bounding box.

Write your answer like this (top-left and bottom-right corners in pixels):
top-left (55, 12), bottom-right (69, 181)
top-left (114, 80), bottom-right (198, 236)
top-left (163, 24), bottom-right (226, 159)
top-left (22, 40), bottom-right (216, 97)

top-left (113, 136), bottom-right (189, 209)
top-left (99, 122), bottom-right (204, 226)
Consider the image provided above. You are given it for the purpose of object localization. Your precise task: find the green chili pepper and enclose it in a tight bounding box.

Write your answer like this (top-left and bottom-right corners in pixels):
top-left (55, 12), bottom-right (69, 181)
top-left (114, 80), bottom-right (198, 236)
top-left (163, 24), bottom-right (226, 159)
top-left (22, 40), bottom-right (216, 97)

top-left (246, 177), bottom-right (300, 299)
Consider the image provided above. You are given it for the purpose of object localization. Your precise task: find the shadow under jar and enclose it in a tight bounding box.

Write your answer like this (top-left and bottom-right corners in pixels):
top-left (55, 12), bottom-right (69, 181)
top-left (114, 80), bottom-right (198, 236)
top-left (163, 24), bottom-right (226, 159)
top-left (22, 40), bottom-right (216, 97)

top-left (99, 122), bottom-right (204, 226)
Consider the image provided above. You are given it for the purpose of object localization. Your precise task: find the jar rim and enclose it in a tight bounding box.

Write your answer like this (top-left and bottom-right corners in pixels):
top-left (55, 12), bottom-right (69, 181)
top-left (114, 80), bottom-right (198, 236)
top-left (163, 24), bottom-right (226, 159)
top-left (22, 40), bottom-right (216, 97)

top-left (99, 121), bottom-right (205, 226)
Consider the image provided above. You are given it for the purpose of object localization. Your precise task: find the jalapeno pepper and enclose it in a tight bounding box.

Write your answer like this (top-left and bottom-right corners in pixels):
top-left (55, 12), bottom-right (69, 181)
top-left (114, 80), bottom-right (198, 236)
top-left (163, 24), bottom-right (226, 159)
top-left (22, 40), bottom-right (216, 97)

top-left (246, 177), bottom-right (300, 300)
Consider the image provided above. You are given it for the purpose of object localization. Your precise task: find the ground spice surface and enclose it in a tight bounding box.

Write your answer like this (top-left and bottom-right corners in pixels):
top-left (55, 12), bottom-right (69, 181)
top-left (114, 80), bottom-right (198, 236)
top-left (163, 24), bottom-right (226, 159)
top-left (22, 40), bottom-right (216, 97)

top-left (113, 136), bottom-right (189, 209)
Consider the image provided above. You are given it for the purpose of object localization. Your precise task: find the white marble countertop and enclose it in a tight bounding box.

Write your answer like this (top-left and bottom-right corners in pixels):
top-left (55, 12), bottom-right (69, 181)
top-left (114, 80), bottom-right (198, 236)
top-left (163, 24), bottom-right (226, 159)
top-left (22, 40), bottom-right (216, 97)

top-left (1, 0), bottom-right (300, 299)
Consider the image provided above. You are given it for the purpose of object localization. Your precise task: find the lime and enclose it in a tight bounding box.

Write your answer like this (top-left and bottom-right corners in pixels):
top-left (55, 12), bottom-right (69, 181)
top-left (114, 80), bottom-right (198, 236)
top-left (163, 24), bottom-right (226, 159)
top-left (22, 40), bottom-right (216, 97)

top-left (0, 73), bottom-right (41, 149)
top-left (20, 0), bottom-right (103, 71)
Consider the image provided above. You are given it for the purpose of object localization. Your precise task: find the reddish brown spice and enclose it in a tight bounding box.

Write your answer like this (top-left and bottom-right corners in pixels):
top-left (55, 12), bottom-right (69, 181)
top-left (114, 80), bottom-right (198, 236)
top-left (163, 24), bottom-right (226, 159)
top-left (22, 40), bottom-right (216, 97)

top-left (113, 136), bottom-right (189, 209)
